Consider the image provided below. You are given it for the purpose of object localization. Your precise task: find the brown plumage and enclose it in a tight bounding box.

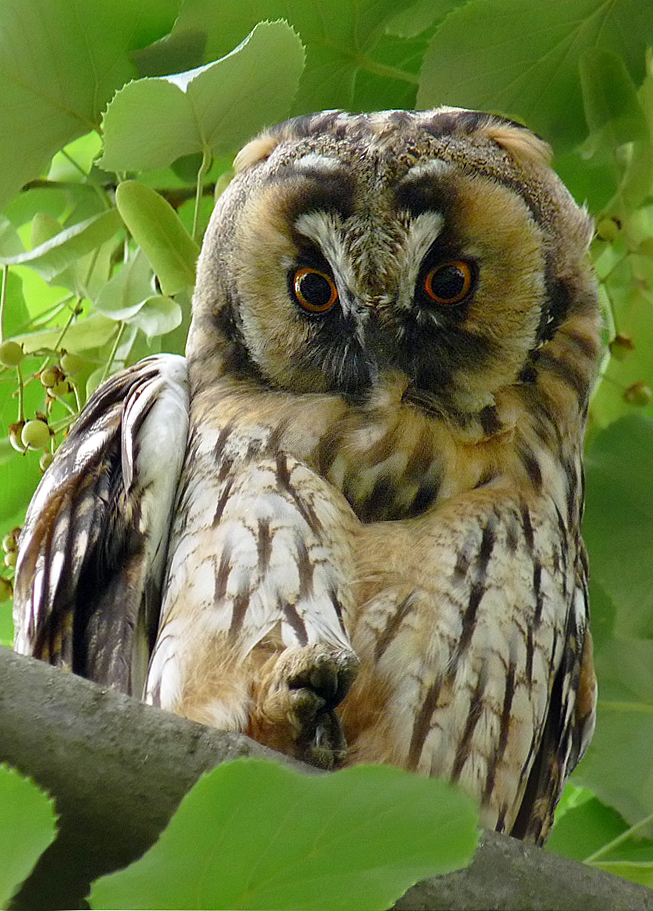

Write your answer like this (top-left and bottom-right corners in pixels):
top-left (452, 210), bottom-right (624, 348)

top-left (14, 108), bottom-right (601, 844)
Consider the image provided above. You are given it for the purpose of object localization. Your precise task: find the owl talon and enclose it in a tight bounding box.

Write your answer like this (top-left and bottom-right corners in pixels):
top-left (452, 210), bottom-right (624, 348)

top-left (249, 644), bottom-right (358, 769)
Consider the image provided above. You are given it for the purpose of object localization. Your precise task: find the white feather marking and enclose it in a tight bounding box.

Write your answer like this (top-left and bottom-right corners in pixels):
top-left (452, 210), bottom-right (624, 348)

top-left (396, 211), bottom-right (445, 314)
top-left (294, 210), bottom-right (356, 313)
top-left (294, 153), bottom-right (342, 172)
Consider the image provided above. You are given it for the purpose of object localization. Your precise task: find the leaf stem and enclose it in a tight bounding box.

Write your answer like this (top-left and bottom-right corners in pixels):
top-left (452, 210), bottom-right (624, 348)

top-left (101, 322), bottom-right (127, 382)
top-left (49, 390), bottom-right (77, 416)
top-left (596, 699), bottom-right (653, 716)
top-left (0, 265), bottom-right (8, 343)
top-left (60, 148), bottom-right (89, 179)
top-left (16, 363), bottom-right (25, 422)
top-left (584, 810), bottom-right (653, 864)
top-left (52, 301), bottom-right (81, 353)
top-left (355, 53), bottom-right (419, 85)
top-left (192, 149), bottom-right (212, 244)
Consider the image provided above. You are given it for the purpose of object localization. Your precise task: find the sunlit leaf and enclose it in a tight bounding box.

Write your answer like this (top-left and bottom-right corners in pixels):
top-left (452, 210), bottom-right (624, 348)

top-left (0, 211), bottom-right (123, 283)
top-left (14, 313), bottom-right (119, 355)
top-left (128, 297), bottom-right (182, 339)
top-left (115, 182), bottom-right (199, 295)
top-left (101, 22), bottom-right (305, 172)
top-left (0, 217), bottom-right (25, 257)
top-left (94, 251), bottom-right (156, 320)
top-left (144, 0), bottom-right (417, 114)
top-left (0, 764), bottom-right (57, 908)
top-left (91, 760), bottom-right (479, 911)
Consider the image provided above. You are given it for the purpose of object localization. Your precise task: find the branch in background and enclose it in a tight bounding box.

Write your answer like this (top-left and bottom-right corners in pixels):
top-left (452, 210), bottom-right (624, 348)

top-left (0, 647), bottom-right (651, 911)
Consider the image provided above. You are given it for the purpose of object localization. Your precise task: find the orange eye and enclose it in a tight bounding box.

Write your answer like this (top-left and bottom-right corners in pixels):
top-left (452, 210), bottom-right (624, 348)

top-left (293, 267), bottom-right (339, 313)
top-left (423, 261), bottom-right (473, 304)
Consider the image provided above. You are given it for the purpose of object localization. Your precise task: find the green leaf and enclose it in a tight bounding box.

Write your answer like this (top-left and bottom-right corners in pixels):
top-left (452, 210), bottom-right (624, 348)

top-left (580, 47), bottom-right (649, 146)
top-left (14, 313), bottom-right (119, 356)
top-left (101, 22), bottom-right (305, 173)
top-left (0, 764), bottom-right (58, 908)
top-left (0, 210), bottom-right (122, 283)
top-left (574, 637), bottom-right (653, 827)
top-left (149, 0), bottom-right (417, 115)
top-left (385, 0), bottom-right (463, 38)
top-left (0, 217), bottom-right (25, 258)
top-left (90, 759), bottom-right (479, 911)
top-left (548, 794), bottom-right (628, 862)
top-left (94, 250), bottom-right (156, 320)
top-left (593, 860), bottom-right (653, 887)
top-left (96, 253), bottom-right (182, 338)
top-left (417, 0), bottom-right (653, 150)
top-left (1, 272), bottom-right (30, 337)
top-left (115, 182), bottom-right (199, 295)
top-left (583, 414), bottom-right (653, 638)
top-left (0, 0), bottom-right (179, 210)
top-left (128, 297), bottom-right (182, 339)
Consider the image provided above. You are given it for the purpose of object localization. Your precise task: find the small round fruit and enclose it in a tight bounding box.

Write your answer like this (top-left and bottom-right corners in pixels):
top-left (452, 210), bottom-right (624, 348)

top-left (0, 577), bottom-right (13, 600)
top-left (624, 381), bottom-right (653, 407)
top-left (609, 334), bottom-right (635, 362)
top-left (39, 451), bottom-right (54, 471)
top-left (597, 217), bottom-right (622, 242)
top-left (21, 419), bottom-right (51, 450)
top-left (60, 352), bottom-right (85, 375)
top-left (9, 421), bottom-right (26, 452)
top-left (0, 340), bottom-right (24, 368)
top-left (52, 379), bottom-right (72, 396)
top-left (2, 531), bottom-right (17, 553)
top-left (40, 366), bottom-right (60, 388)
top-left (3, 550), bottom-right (17, 568)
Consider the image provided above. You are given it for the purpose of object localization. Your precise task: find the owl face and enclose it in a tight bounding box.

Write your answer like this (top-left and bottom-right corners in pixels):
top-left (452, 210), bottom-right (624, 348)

top-left (190, 108), bottom-right (594, 420)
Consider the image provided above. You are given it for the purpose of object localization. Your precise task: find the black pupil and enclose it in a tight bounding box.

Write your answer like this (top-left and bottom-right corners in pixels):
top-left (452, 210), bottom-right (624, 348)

top-left (299, 271), bottom-right (333, 308)
top-left (431, 265), bottom-right (465, 299)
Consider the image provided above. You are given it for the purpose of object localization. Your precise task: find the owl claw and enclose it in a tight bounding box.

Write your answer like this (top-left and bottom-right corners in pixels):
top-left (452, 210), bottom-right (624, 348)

top-left (249, 644), bottom-right (358, 769)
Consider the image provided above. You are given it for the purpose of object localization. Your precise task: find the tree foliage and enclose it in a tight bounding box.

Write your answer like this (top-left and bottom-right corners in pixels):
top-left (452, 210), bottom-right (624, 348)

top-left (1, 0), bottom-right (653, 905)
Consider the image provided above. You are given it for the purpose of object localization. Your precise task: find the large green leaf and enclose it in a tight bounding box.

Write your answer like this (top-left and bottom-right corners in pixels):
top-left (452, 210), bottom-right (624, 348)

top-left (101, 22), bottom-right (305, 173)
top-left (0, 764), bottom-right (57, 908)
top-left (583, 414), bottom-right (653, 638)
top-left (579, 48), bottom-right (649, 147)
top-left (140, 0), bottom-right (418, 114)
top-left (575, 636), bottom-right (653, 828)
top-left (115, 182), bottom-right (199, 295)
top-left (417, 0), bottom-right (653, 149)
top-left (0, 211), bottom-right (123, 284)
top-left (0, 0), bottom-right (179, 210)
top-left (91, 759), bottom-right (479, 911)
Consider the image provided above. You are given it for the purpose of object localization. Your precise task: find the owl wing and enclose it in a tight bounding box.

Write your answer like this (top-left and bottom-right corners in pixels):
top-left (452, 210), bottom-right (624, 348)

top-left (13, 354), bottom-right (189, 697)
top-left (510, 544), bottom-right (596, 843)
top-left (344, 490), bottom-right (596, 844)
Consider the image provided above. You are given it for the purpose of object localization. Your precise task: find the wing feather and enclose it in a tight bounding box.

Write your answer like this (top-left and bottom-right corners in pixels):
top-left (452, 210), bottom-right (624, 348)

top-left (13, 354), bottom-right (189, 696)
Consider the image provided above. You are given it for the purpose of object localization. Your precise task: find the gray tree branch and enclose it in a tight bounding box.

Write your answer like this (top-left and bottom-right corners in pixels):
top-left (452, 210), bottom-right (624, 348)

top-left (0, 646), bottom-right (651, 911)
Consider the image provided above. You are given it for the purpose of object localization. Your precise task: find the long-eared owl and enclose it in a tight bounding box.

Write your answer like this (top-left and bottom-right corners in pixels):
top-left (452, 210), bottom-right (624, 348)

top-left (14, 107), bottom-right (601, 844)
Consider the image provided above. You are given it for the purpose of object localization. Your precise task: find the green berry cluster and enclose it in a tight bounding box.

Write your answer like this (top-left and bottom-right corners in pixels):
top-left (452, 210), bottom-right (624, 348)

top-left (1, 339), bottom-right (86, 469)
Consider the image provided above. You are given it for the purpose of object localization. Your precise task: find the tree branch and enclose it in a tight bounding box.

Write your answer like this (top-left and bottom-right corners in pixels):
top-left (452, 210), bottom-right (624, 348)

top-left (1, 647), bottom-right (651, 911)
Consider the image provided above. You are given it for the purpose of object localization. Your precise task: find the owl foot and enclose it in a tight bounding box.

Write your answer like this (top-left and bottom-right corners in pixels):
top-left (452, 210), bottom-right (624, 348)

top-left (249, 644), bottom-right (359, 770)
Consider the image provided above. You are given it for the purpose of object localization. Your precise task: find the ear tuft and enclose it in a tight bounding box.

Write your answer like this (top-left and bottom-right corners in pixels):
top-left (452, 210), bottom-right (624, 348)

top-left (483, 121), bottom-right (552, 168)
top-left (234, 133), bottom-right (279, 172)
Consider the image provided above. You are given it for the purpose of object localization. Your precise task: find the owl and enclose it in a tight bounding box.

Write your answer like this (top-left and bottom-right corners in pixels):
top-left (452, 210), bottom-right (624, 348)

top-left (13, 107), bottom-right (601, 844)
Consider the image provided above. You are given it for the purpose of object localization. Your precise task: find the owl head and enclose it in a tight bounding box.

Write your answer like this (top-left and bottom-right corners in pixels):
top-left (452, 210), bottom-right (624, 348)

top-left (188, 108), bottom-right (597, 418)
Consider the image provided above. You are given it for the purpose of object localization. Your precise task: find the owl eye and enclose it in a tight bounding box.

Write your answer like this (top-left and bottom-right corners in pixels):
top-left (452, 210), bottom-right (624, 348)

top-left (293, 267), bottom-right (339, 313)
top-left (423, 261), bottom-right (473, 305)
